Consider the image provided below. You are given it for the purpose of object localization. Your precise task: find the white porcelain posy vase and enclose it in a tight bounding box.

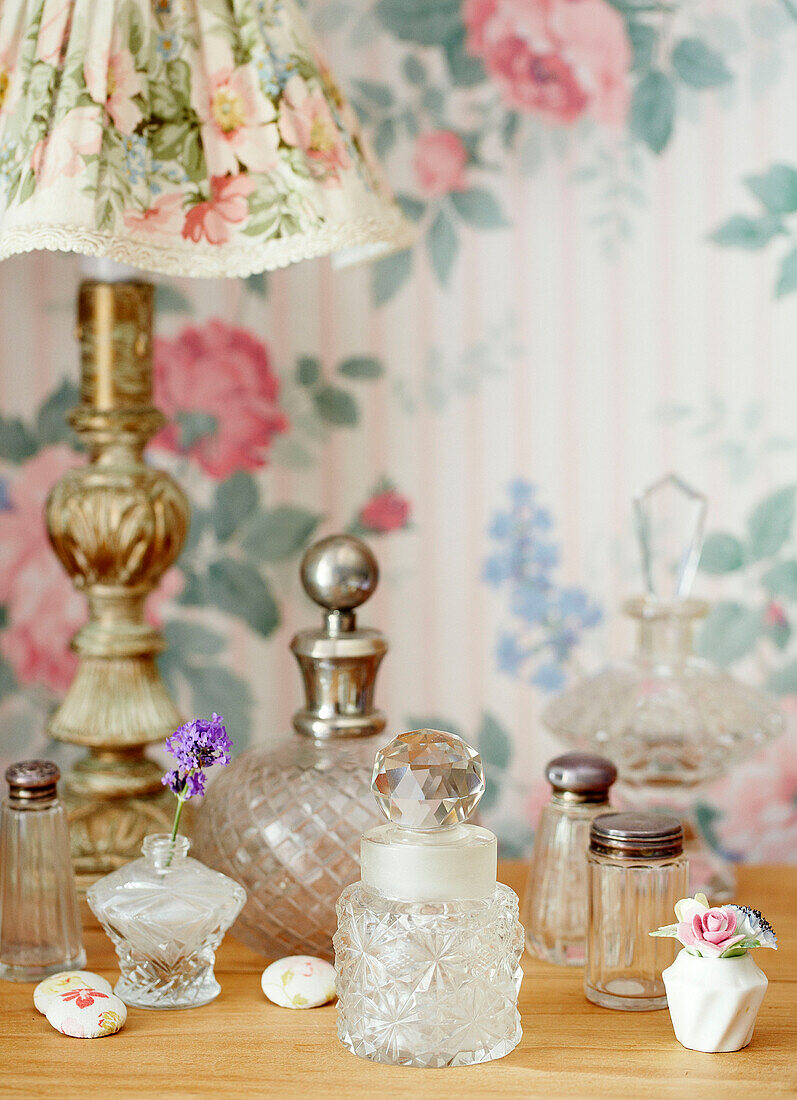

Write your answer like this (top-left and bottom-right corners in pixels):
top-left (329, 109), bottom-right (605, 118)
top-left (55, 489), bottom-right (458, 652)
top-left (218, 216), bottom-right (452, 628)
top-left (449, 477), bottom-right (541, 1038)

top-left (662, 949), bottom-right (768, 1053)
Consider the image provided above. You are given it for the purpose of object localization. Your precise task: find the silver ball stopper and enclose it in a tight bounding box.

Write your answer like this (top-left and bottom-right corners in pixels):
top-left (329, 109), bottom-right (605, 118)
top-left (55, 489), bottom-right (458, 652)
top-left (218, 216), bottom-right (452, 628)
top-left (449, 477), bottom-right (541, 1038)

top-left (300, 535), bottom-right (379, 612)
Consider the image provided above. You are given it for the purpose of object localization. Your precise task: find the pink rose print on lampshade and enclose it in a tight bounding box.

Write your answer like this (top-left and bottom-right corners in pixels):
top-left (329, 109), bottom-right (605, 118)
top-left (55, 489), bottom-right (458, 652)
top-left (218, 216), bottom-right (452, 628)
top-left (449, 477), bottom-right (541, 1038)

top-left (359, 489), bottom-right (411, 533)
top-left (464, 0), bottom-right (631, 126)
top-left (84, 26), bottom-right (145, 134)
top-left (182, 174), bottom-right (255, 245)
top-left (278, 75), bottom-right (352, 185)
top-left (153, 320), bottom-right (289, 480)
top-left (413, 131), bottom-right (468, 197)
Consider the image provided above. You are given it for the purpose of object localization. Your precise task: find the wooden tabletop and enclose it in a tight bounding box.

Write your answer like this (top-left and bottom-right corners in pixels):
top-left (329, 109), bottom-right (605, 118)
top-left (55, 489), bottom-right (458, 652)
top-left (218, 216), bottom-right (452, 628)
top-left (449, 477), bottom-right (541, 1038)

top-left (1, 862), bottom-right (795, 1099)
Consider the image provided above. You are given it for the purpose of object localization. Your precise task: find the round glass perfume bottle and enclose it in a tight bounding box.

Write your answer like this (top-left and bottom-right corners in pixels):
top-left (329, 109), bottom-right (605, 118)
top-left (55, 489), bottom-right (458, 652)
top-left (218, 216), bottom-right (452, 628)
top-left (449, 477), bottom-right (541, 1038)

top-left (335, 729), bottom-right (524, 1069)
top-left (543, 475), bottom-right (783, 901)
top-left (522, 752), bottom-right (616, 966)
top-left (193, 535), bottom-right (388, 959)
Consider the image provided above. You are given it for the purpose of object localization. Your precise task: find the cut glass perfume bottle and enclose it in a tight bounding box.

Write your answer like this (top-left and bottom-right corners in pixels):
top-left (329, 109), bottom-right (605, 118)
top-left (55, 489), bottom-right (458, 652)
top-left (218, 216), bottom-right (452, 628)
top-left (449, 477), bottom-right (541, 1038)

top-left (193, 535), bottom-right (388, 958)
top-left (335, 729), bottom-right (524, 1069)
top-left (543, 475), bottom-right (783, 902)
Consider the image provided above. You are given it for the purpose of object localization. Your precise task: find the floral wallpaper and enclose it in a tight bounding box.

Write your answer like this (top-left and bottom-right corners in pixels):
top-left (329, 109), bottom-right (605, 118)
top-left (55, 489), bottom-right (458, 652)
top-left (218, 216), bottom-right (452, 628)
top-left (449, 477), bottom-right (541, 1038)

top-left (1, 0), bottom-right (796, 866)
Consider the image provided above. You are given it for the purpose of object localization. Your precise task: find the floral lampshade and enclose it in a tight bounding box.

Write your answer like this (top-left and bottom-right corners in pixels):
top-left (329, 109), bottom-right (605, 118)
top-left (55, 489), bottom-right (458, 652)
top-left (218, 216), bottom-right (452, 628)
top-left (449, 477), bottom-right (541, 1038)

top-left (0, 0), bottom-right (414, 277)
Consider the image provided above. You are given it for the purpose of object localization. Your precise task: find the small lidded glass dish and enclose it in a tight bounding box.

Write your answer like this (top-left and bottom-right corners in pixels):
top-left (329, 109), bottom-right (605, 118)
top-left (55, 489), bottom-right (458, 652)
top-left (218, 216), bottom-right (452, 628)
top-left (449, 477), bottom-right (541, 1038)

top-left (585, 811), bottom-right (687, 1011)
top-left (522, 752), bottom-right (617, 966)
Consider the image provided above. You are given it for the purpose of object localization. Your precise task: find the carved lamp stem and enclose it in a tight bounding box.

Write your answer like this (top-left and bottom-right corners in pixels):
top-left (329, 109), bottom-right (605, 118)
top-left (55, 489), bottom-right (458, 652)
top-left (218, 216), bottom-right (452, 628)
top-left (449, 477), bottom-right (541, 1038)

top-left (45, 280), bottom-right (190, 886)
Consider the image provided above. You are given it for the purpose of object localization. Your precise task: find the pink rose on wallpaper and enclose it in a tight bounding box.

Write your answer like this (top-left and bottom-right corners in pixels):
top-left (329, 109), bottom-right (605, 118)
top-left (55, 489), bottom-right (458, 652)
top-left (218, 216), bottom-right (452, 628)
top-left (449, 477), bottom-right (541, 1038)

top-left (153, 320), bottom-right (289, 479)
top-left (182, 175), bottom-right (254, 246)
top-left (84, 28), bottom-right (145, 134)
top-left (278, 75), bottom-right (351, 184)
top-left (413, 131), bottom-right (468, 197)
top-left (464, 0), bottom-right (631, 126)
top-left (359, 490), bottom-right (411, 533)
top-left (0, 446), bottom-right (83, 692)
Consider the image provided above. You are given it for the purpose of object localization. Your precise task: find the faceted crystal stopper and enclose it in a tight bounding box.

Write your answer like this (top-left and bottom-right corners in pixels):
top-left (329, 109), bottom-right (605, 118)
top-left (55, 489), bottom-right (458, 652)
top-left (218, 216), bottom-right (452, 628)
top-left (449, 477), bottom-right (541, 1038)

top-left (371, 729), bottom-right (485, 830)
top-left (634, 473), bottom-right (707, 601)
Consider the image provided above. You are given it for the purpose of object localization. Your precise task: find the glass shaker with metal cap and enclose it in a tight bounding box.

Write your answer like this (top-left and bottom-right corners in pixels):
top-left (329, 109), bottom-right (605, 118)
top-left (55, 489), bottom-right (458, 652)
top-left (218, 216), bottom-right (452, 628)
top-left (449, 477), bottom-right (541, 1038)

top-left (522, 752), bottom-right (617, 965)
top-left (0, 761), bottom-right (85, 981)
top-left (585, 811), bottom-right (687, 1010)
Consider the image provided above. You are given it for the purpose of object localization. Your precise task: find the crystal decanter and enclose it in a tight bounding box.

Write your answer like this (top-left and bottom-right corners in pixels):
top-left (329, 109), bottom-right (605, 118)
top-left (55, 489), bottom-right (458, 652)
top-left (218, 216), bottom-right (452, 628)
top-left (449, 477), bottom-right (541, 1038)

top-left (334, 729), bottom-right (524, 1068)
top-left (543, 475), bottom-right (783, 902)
top-left (193, 535), bottom-right (388, 958)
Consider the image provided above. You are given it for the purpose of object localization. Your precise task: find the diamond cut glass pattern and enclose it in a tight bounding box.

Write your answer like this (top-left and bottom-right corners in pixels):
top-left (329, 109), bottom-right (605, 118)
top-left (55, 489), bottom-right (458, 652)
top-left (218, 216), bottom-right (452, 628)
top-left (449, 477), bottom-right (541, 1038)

top-left (371, 729), bottom-right (485, 829)
top-left (335, 884), bottom-right (523, 1068)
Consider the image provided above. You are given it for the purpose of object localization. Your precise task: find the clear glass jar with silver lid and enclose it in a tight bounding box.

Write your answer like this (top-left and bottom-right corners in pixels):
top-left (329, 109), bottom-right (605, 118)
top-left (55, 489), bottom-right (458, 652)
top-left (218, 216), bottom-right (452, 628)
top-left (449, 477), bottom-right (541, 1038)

top-left (585, 812), bottom-right (687, 1011)
top-left (522, 753), bottom-right (617, 966)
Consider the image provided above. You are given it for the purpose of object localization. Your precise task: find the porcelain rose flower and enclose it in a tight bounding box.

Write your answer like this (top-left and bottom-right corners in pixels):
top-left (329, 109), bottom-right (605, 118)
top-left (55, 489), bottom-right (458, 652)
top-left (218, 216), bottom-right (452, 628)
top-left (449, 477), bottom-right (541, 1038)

top-left (651, 893), bottom-right (777, 958)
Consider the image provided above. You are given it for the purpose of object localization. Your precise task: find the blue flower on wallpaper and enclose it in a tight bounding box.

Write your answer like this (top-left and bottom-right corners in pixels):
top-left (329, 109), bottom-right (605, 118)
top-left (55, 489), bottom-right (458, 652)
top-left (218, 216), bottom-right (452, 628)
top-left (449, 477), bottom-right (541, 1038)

top-left (484, 480), bottom-right (602, 692)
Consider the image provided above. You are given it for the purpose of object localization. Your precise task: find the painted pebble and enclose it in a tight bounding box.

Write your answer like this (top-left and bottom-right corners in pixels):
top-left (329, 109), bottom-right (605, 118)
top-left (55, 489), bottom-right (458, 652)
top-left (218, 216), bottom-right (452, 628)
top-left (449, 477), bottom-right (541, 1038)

top-left (34, 971), bottom-right (114, 1014)
top-left (261, 956), bottom-right (336, 1009)
top-left (44, 987), bottom-right (127, 1038)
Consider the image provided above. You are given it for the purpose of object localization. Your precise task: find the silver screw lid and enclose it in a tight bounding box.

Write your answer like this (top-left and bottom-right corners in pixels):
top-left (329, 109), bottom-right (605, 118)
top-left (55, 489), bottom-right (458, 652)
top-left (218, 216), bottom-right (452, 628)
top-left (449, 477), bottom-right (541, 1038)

top-left (5, 760), bottom-right (60, 802)
top-left (589, 811), bottom-right (683, 860)
top-left (546, 752), bottom-right (617, 802)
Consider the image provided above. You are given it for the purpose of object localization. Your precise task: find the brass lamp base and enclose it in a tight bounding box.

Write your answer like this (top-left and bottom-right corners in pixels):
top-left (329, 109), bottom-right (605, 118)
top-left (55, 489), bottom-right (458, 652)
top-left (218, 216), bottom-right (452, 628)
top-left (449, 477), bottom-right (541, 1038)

top-left (46, 279), bottom-right (189, 886)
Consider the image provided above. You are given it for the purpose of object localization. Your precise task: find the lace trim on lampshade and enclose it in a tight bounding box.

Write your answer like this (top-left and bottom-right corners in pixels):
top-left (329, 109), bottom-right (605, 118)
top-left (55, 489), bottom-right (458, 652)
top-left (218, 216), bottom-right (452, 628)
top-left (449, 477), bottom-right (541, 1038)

top-left (0, 211), bottom-right (416, 278)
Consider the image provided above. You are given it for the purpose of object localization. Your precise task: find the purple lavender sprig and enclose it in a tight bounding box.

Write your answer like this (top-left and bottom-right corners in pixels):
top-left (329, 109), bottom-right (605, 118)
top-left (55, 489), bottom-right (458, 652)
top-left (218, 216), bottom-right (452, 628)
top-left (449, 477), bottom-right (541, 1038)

top-left (162, 713), bottom-right (231, 848)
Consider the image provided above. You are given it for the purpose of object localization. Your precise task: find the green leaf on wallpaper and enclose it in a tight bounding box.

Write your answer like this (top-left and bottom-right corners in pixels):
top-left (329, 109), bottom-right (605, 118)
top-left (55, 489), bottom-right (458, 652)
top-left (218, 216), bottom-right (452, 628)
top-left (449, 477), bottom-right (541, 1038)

top-left (696, 601), bottom-right (761, 665)
top-left (444, 27), bottom-right (486, 87)
top-left (427, 209), bottom-right (459, 285)
top-left (767, 659), bottom-right (797, 695)
top-left (449, 188), bottom-right (508, 229)
top-left (699, 531), bottom-right (744, 574)
top-left (338, 356), bottom-right (383, 380)
top-left (206, 559), bottom-right (279, 636)
top-left (762, 560), bottom-right (797, 599)
top-left (0, 606), bottom-right (7, 628)
top-left (672, 37), bottom-right (732, 88)
top-left (0, 417), bottom-right (37, 462)
top-left (628, 21), bottom-right (657, 71)
top-left (373, 118), bottom-right (396, 159)
top-left (372, 248), bottom-right (412, 306)
top-left (764, 614), bottom-right (791, 652)
top-left (163, 620), bottom-right (225, 657)
top-left (35, 379), bottom-right (80, 446)
top-left (176, 410), bottom-right (218, 449)
top-left (296, 355), bottom-right (320, 387)
top-left (630, 71), bottom-right (675, 154)
top-left (314, 385), bottom-right (358, 426)
top-left (694, 803), bottom-right (727, 857)
top-left (0, 656), bottom-right (15, 700)
top-left (396, 194), bottom-right (426, 223)
top-left (775, 247), bottom-right (797, 298)
top-left (745, 164), bottom-right (797, 215)
top-left (155, 284), bottom-right (192, 313)
top-left (212, 471), bottom-right (259, 542)
top-left (241, 505), bottom-right (321, 561)
top-left (353, 79), bottom-right (394, 109)
top-left (477, 713), bottom-right (512, 771)
top-left (746, 485), bottom-right (795, 561)
top-left (710, 214), bottom-right (783, 249)
top-left (375, 0), bottom-right (462, 46)
top-left (245, 273), bottom-right (269, 299)
top-left (403, 55), bottom-right (426, 86)
top-left (269, 435), bottom-right (314, 469)
top-left (176, 568), bottom-right (208, 608)
top-left (183, 665), bottom-right (253, 749)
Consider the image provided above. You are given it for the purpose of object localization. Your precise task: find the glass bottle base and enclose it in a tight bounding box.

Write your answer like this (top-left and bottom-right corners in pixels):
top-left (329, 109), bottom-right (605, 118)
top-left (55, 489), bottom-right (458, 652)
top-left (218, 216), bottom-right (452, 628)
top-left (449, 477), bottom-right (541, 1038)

top-left (0, 950), bottom-right (87, 983)
top-left (585, 981), bottom-right (666, 1011)
top-left (114, 972), bottom-right (221, 1010)
top-left (339, 1025), bottom-right (522, 1069)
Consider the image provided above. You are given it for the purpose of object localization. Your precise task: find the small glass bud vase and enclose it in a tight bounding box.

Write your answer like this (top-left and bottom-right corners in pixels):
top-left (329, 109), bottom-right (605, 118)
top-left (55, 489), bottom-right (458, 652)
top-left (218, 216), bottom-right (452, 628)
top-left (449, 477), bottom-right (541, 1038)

top-left (87, 833), bottom-right (245, 1010)
top-left (522, 753), bottom-right (617, 966)
top-left (334, 729), bottom-right (524, 1069)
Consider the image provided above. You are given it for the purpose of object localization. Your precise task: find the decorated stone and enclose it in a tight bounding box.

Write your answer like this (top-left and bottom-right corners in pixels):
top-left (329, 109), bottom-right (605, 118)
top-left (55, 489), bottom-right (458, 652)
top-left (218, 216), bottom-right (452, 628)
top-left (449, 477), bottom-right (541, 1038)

top-left (44, 987), bottom-right (127, 1038)
top-left (34, 971), bottom-right (114, 1014)
top-left (261, 956), bottom-right (336, 1009)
